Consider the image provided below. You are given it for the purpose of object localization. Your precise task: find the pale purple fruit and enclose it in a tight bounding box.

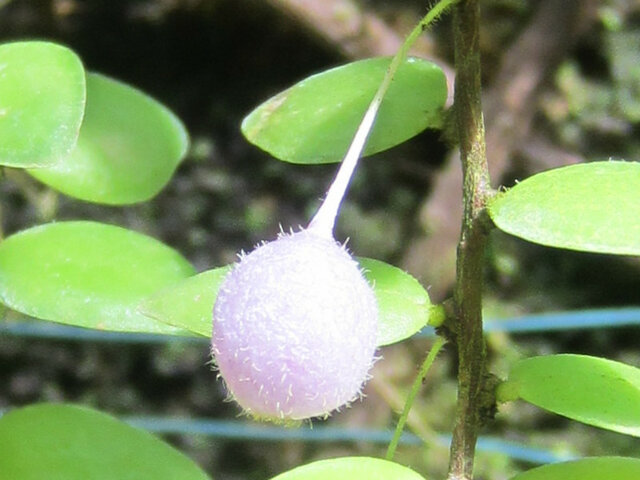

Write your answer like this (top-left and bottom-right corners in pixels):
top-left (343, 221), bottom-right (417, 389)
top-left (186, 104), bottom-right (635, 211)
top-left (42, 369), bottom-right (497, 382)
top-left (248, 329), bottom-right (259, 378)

top-left (212, 229), bottom-right (378, 422)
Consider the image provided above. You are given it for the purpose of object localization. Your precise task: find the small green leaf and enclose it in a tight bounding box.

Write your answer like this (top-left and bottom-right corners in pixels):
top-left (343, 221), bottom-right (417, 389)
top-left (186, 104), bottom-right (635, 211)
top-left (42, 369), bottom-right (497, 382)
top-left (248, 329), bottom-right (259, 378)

top-left (359, 258), bottom-right (431, 346)
top-left (28, 72), bottom-right (189, 204)
top-left (138, 259), bottom-right (431, 346)
top-left (242, 56), bottom-right (447, 164)
top-left (509, 457), bottom-right (640, 480)
top-left (0, 41), bottom-right (86, 168)
top-left (139, 267), bottom-right (231, 337)
top-left (0, 403), bottom-right (211, 480)
top-left (0, 221), bottom-right (195, 334)
top-left (489, 161), bottom-right (640, 256)
top-left (269, 456), bottom-right (426, 480)
top-left (501, 354), bottom-right (640, 436)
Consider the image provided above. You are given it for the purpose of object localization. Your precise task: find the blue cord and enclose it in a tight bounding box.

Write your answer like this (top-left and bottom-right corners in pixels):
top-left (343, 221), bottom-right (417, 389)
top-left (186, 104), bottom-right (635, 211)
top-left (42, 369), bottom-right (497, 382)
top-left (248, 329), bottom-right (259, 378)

top-left (416, 307), bottom-right (640, 337)
top-left (0, 319), bottom-right (206, 344)
top-left (0, 407), bottom-right (576, 465)
top-left (125, 415), bottom-right (577, 464)
top-left (2, 307), bottom-right (639, 342)
top-left (485, 307), bottom-right (640, 333)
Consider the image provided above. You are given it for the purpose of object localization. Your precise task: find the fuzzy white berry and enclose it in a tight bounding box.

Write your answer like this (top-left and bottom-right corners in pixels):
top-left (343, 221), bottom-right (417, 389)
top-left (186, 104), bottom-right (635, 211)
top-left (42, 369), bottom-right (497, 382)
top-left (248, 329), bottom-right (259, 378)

top-left (212, 53), bottom-right (391, 422)
top-left (212, 229), bottom-right (378, 422)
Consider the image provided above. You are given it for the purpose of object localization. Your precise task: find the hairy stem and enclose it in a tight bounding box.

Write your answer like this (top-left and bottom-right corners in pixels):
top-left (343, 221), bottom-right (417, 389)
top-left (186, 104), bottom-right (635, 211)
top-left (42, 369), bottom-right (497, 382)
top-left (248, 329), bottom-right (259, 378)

top-left (447, 1), bottom-right (491, 479)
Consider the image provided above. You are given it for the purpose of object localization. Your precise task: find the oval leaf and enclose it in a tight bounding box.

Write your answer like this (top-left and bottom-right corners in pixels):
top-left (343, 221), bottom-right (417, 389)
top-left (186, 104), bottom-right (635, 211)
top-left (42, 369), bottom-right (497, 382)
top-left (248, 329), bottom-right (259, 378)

top-left (270, 456), bottom-right (426, 480)
top-left (138, 259), bottom-right (431, 346)
top-left (28, 72), bottom-right (189, 204)
top-left (0, 403), bottom-right (210, 480)
top-left (502, 354), bottom-right (640, 436)
top-left (489, 161), bottom-right (640, 255)
top-left (359, 258), bottom-right (431, 346)
top-left (0, 221), bottom-right (195, 334)
top-left (510, 457), bottom-right (640, 480)
top-left (242, 56), bottom-right (447, 164)
top-left (0, 41), bottom-right (86, 168)
top-left (139, 267), bottom-right (231, 337)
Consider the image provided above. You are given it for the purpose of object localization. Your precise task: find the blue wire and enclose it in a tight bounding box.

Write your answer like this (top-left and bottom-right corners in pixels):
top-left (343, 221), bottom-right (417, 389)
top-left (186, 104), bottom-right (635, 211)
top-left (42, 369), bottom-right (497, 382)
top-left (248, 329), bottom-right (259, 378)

top-left (125, 415), bottom-right (577, 464)
top-left (474, 436), bottom-right (577, 464)
top-left (127, 416), bottom-right (416, 444)
top-left (485, 307), bottom-right (640, 333)
top-left (0, 319), bottom-right (207, 344)
top-left (0, 407), bottom-right (576, 465)
top-left (2, 307), bottom-right (639, 342)
top-left (415, 307), bottom-right (640, 337)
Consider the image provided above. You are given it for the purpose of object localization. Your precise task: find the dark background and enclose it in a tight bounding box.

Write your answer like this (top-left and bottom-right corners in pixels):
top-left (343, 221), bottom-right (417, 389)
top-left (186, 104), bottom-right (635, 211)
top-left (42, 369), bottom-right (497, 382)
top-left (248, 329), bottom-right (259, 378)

top-left (1, 1), bottom-right (639, 479)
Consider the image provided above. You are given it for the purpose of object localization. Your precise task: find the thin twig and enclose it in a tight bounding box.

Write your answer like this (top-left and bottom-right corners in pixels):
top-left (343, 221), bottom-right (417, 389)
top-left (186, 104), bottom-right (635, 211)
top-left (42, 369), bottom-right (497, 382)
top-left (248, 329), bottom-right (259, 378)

top-left (385, 336), bottom-right (446, 461)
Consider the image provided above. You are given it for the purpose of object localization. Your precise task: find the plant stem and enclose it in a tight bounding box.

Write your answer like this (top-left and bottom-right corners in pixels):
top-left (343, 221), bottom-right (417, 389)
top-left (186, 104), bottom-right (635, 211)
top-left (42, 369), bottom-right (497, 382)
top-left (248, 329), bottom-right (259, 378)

top-left (447, 1), bottom-right (492, 479)
top-left (308, 0), bottom-right (459, 236)
top-left (385, 336), bottom-right (447, 461)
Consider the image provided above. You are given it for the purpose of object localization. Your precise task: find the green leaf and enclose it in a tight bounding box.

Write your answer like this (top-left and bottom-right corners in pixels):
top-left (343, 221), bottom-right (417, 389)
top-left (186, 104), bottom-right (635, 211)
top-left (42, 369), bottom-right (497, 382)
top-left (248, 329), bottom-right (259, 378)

top-left (242, 56), bottom-right (447, 164)
top-left (139, 267), bottom-right (231, 337)
top-left (500, 354), bottom-right (640, 436)
top-left (269, 456), bottom-right (426, 480)
top-left (0, 221), bottom-right (195, 334)
top-left (0, 41), bottom-right (86, 168)
top-left (0, 403), bottom-right (211, 480)
top-left (489, 161), bottom-right (640, 256)
top-left (510, 457), bottom-right (640, 480)
top-left (359, 257), bottom-right (431, 346)
top-left (28, 72), bottom-right (189, 205)
top-left (138, 259), bottom-right (431, 346)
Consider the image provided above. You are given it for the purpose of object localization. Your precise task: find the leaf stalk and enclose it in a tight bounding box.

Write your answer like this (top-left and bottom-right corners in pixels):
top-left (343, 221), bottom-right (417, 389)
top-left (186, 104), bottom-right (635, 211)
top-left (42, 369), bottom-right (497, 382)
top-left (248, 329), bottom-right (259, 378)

top-left (385, 336), bottom-right (447, 461)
